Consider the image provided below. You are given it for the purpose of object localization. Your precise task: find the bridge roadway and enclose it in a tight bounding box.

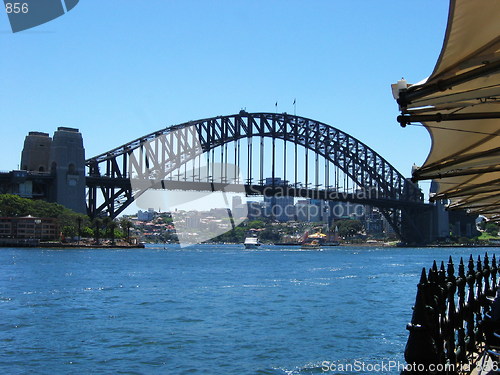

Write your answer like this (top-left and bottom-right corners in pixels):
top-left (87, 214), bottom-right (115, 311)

top-left (3, 172), bottom-right (426, 210)
top-left (87, 177), bottom-right (429, 209)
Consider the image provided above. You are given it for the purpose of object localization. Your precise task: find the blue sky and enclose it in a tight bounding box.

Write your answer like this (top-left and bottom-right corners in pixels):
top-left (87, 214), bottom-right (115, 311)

top-left (0, 1), bottom-right (449, 189)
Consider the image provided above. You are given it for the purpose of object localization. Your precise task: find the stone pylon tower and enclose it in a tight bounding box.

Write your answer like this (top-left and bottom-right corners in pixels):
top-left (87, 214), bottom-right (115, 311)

top-left (48, 127), bottom-right (86, 214)
top-left (20, 132), bottom-right (52, 172)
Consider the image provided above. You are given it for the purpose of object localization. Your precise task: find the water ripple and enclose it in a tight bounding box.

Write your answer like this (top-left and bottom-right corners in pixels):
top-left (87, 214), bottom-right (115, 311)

top-left (0, 245), bottom-right (488, 375)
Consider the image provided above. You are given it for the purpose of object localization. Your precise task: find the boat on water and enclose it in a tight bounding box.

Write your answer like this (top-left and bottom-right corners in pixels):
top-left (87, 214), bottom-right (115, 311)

top-left (299, 227), bottom-right (340, 248)
top-left (244, 236), bottom-right (261, 249)
top-left (300, 239), bottom-right (321, 249)
top-left (300, 231), bottom-right (326, 249)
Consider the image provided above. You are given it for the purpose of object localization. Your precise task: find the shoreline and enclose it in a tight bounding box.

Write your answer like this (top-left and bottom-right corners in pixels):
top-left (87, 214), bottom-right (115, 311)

top-left (0, 238), bottom-right (145, 249)
top-left (2, 240), bottom-right (498, 249)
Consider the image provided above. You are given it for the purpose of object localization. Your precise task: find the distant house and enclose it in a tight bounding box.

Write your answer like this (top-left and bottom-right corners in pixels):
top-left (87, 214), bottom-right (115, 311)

top-left (0, 216), bottom-right (58, 240)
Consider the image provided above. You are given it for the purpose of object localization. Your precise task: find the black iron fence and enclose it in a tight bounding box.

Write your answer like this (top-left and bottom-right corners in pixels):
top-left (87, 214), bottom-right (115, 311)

top-left (404, 253), bottom-right (498, 374)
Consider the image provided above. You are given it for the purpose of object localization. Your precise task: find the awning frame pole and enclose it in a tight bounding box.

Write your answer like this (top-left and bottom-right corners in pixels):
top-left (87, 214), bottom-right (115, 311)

top-left (397, 60), bottom-right (500, 108)
top-left (398, 112), bottom-right (500, 127)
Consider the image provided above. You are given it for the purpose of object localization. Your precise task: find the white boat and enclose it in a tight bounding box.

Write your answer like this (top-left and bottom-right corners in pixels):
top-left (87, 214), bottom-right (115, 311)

top-left (244, 236), bottom-right (261, 249)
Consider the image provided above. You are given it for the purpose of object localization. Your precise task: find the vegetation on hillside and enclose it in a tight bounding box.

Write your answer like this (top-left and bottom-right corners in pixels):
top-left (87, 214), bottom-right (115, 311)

top-left (207, 218), bottom-right (366, 244)
top-left (0, 194), bottom-right (133, 242)
top-left (333, 219), bottom-right (363, 239)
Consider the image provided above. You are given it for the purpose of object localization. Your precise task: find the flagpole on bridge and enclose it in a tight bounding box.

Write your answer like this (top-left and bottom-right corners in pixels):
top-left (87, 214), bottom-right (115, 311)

top-left (293, 98), bottom-right (296, 116)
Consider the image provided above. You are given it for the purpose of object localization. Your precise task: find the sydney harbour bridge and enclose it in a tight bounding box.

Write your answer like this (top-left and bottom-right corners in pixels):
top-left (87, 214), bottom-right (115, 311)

top-left (84, 111), bottom-right (432, 244)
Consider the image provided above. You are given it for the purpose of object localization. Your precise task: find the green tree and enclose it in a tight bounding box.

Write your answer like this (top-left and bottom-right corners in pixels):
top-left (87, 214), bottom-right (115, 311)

top-left (485, 222), bottom-right (499, 236)
top-left (248, 220), bottom-right (265, 229)
top-left (92, 218), bottom-right (103, 243)
top-left (108, 220), bottom-right (117, 244)
top-left (30, 199), bottom-right (65, 218)
top-left (0, 194), bottom-right (88, 241)
top-left (0, 194), bottom-right (31, 216)
top-left (118, 217), bottom-right (133, 242)
top-left (81, 226), bottom-right (93, 238)
top-left (259, 227), bottom-right (280, 243)
top-left (335, 219), bottom-right (363, 238)
top-left (62, 225), bottom-right (77, 239)
top-left (102, 217), bottom-right (112, 238)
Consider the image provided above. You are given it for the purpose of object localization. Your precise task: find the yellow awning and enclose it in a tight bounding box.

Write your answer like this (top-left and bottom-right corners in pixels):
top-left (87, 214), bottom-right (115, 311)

top-left (308, 232), bottom-right (327, 238)
top-left (393, 0), bottom-right (500, 220)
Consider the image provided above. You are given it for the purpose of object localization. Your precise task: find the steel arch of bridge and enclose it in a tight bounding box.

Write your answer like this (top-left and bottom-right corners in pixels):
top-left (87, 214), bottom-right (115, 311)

top-left (86, 112), bottom-right (427, 243)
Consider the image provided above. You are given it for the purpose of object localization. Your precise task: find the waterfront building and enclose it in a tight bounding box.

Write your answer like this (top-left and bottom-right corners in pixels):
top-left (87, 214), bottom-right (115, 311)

top-left (247, 201), bottom-right (263, 220)
top-left (263, 178), bottom-right (294, 222)
top-left (363, 209), bottom-right (384, 235)
top-left (231, 196), bottom-right (247, 220)
top-left (207, 220), bottom-right (219, 233)
top-left (328, 201), bottom-right (365, 220)
top-left (294, 200), bottom-right (307, 222)
top-left (381, 215), bottom-right (396, 236)
top-left (209, 208), bottom-right (230, 219)
top-left (137, 209), bottom-right (155, 221)
top-left (309, 199), bottom-right (328, 222)
top-left (295, 199), bottom-right (323, 222)
top-left (295, 199), bottom-right (343, 223)
top-left (264, 195), bottom-right (294, 221)
top-left (0, 216), bottom-right (58, 240)
top-left (232, 196), bottom-right (242, 211)
top-left (185, 212), bottom-right (202, 229)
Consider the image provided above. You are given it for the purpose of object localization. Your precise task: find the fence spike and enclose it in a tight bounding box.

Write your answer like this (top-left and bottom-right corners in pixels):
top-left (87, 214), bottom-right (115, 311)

top-left (468, 256), bottom-right (475, 274)
top-left (439, 261), bottom-right (446, 284)
top-left (420, 268), bottom-right (427, 285)
top-left (447, 257), bottom-right (455, 279)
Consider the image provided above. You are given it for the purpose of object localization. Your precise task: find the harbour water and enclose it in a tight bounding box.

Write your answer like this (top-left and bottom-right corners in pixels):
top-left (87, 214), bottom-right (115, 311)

top-left (0, 245), bottom-right (496, 374)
